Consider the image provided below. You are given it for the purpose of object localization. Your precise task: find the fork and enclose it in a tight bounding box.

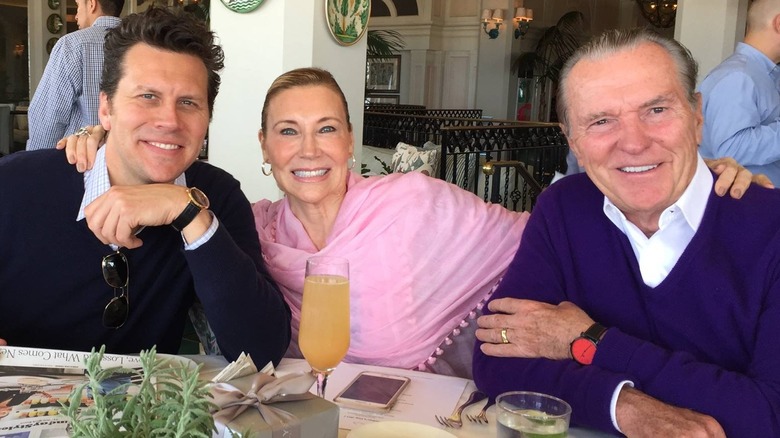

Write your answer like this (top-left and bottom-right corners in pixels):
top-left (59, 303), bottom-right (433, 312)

top-left (435, 390), bottom-right (487, 428)
top-left (467, 397), bottom-right (495, 424)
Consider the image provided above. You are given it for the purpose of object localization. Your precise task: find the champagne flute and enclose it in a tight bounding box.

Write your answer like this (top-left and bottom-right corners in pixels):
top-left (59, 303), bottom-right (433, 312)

top-left (298, 256), bottom-right (350, 398)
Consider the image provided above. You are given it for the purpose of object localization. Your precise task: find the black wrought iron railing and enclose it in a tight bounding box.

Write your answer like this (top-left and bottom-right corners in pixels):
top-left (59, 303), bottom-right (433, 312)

top-left (440, 124), bottom-right (569, 211)
top-left (361, 109), bottom-right (569, 212)
top-left (363, 111), bottom-right (514, 149)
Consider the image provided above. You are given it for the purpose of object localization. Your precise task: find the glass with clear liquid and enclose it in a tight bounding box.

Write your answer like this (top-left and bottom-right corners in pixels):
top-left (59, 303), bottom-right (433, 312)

top-left (496, 391), bottom-right (571, 438)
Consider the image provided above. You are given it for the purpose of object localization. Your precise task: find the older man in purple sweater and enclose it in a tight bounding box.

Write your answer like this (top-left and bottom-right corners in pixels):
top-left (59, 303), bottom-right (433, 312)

top-left (474, 28), bottom-right (780, 437)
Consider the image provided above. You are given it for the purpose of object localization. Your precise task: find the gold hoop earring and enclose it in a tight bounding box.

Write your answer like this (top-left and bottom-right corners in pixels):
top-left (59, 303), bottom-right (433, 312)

top-left (347, 154), bottom-right (356, 170)
top-left (261, 161), bottom-right (272, 176)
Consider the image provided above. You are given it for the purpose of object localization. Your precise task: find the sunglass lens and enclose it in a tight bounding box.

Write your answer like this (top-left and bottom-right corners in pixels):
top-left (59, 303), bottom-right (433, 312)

top-left (102, 253), bottom-right (128, 288)
top-left (103, 296), bottom-right (128, 329)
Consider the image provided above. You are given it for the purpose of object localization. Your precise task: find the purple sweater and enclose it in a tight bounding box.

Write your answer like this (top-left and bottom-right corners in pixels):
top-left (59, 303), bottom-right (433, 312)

top-left (473, 173), bottom-right (780, 436)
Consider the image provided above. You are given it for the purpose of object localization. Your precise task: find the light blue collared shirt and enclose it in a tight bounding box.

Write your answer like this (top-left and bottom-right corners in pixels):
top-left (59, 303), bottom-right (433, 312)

top-left (77, 147), bottom-right (218, 250)
top-left (699, 42), bottom-right (780, 185)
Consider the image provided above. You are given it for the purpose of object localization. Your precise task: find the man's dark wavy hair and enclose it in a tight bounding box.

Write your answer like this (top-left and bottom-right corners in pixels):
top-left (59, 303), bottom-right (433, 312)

top-left (100, 7), bottom-right (224, 118)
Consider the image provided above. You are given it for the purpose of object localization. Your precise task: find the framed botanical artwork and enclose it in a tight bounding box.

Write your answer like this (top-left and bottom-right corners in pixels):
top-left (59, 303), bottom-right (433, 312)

top-left (365, 95), bottom-right (399, 104)
top-left (366, 55), bottom-right (400, 93)
top-left (326, 0), bottom-right (370, 46)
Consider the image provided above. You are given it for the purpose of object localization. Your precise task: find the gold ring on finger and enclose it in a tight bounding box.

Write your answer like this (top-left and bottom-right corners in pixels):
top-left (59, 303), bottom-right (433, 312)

top-left (500, 328), bottom-right (510, 344)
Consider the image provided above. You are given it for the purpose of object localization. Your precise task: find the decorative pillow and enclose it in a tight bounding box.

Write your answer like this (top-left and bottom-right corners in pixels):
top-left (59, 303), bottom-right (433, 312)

top-left (391, 141), bottom-right (441, 177)
top-left (361, 145), bottom-right (396, 176)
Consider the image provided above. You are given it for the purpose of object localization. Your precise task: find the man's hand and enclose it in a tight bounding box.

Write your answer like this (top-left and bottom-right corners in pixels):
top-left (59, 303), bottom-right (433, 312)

top-left (84, 184), bottom-right (211, 249)
top-left (56, 125), bottom-right (105, 173)
top-left (617, 387), bottom-right (725, 438)
top-left (706, 157), bottom-right (774, 198)
top-left (476, 298), bottom-right (594, 360)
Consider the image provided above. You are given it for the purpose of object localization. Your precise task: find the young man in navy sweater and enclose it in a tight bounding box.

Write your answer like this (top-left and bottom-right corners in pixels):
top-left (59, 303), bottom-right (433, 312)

top-left (0, 8), bottom-right (290, 367)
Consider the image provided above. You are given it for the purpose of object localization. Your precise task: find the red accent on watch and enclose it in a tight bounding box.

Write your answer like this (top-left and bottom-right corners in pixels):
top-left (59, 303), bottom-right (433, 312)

top-left (570, 322), bottom-right (608, 365)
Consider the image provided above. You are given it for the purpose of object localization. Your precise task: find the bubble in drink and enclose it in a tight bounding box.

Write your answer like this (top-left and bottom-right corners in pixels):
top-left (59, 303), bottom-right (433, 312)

top-left (497, 409), bottom-right (568, 438)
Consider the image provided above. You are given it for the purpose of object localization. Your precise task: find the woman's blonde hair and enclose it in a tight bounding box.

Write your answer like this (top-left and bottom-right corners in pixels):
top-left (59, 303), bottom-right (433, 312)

top-left (261, 67), bottom-right (352, 135)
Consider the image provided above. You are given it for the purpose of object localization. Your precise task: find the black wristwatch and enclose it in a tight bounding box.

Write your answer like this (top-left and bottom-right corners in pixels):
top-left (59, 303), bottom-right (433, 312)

top-left (171, 187), bottom-right (209, 232)
top-left (570, 322), bottom-right (608, 365)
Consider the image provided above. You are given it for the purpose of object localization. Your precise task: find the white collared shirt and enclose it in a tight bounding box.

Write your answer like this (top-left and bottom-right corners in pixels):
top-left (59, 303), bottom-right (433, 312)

top-left (603, 154), bottom-right (713, 287)
top-left (77, 147), bottom-right (217, 250)
top-left (600, 153), bottom-right (713, 431)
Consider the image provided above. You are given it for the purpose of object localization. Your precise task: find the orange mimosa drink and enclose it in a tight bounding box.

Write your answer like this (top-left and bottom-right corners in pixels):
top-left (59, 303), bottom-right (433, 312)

top-left (299, 274), bottom-right (350, 372)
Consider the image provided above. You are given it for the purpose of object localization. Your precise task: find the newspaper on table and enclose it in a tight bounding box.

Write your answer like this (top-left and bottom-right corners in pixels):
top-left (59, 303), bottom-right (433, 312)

top-left (0, 345), bottom-right (144, 438)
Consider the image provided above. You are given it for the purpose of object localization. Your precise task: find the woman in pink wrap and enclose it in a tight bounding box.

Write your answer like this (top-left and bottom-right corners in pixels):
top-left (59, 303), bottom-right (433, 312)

top-left (252, 68), bottom-right (528, 377)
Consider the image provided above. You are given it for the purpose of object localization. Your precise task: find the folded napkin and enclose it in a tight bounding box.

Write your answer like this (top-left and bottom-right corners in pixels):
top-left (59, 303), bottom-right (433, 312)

top-left (210, 371), bottom-right (316, 438)
top-left (211, 352), bottom-right (264, 383)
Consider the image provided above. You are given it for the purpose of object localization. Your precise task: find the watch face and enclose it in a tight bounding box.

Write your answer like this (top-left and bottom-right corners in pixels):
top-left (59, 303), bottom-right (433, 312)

top-left (189, 188), bottom-right (209, 209)
top-left (571, 338), bottom-right (597, 365)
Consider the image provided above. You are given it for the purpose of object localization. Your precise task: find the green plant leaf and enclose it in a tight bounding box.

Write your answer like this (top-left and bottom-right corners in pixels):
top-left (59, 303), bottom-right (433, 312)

top-left (65, 346), bottom-right (215, 437)
top-left (367, 30), bottom-right (405, 57)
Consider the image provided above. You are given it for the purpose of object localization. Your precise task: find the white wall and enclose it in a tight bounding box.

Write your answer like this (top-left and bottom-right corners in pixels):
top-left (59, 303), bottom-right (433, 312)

top-left (209, 0), bottom-right (367, 203)
top-left (675, 0), bottom-right (748, 85)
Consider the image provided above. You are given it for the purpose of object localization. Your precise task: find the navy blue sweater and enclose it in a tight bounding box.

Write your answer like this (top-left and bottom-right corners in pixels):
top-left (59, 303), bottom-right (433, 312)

top-left (0, 150), bottom-right (290, 365)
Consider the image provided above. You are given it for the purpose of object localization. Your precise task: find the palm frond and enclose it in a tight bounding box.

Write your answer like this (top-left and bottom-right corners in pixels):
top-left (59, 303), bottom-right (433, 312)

top-left (533, 11), bottom-right (586, 82)
top-left (512, 11), bottom-right (587, 82)
top-left (367, 30), bottom-right (405, 57)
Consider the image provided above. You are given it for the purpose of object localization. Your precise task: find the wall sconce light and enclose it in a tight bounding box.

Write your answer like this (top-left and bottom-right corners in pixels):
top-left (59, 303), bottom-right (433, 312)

top-left (635, 0), bottom-right (677, 28)
top-left (481, 8), bottom-right (505, 39)
top-left (13, 43), bottom-right (25, 58)
top-left (513, 7), bottom-right (534, 39)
